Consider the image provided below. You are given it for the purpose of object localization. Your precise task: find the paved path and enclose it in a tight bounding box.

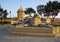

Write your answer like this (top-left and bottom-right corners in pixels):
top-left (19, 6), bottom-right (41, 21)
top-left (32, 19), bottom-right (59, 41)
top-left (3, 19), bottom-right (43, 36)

top-left (0, 26), bottom-right (60, 42)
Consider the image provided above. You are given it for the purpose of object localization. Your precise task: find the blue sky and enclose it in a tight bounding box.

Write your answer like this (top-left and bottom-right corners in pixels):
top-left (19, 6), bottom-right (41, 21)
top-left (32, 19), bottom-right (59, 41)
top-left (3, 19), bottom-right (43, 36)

top-left (0, 0), bottom-right (60, 18)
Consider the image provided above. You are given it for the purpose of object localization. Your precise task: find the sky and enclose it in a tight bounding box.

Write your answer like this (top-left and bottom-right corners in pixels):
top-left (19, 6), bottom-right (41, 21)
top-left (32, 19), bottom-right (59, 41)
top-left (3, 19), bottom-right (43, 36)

top-left (0, 0), bottom-right (60, 18)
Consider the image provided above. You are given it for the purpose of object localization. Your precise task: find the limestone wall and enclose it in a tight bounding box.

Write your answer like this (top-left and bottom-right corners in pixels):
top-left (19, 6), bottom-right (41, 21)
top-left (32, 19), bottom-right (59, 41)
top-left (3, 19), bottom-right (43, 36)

top-left (9, 26), bottom-right (60, 37)
top-left (53, 27), bottom-right (60, 37)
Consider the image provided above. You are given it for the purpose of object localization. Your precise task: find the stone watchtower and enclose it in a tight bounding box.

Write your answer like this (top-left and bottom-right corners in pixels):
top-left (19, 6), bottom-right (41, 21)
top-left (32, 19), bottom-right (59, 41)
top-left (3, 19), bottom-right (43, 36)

top-left (17, 6), bottom-right (25, 22)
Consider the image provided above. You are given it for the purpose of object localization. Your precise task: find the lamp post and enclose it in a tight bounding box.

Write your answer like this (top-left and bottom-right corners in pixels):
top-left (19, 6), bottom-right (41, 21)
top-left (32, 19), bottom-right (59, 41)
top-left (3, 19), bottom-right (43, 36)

top-left (9, 11), bottom-right (11, 24)
top-left (9, 11), bottom-right (11, 19)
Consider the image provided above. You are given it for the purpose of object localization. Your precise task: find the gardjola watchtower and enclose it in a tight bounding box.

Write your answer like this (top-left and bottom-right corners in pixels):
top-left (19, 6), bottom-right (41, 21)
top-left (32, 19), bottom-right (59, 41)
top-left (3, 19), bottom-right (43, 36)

top-left (17, 6), bottom-right (25, 22)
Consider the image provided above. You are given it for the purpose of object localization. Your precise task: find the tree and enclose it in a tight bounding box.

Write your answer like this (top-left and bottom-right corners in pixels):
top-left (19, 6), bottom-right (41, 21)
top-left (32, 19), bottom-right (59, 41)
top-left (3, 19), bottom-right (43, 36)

top-left (25, 7), bottom-right (36, 16)
top-left (0, 6), bottom-right (3, 16)
top-left (0, 6), bottom-right (3, 23)
top-left (24, 8), bottom-right (36, 26)
top-left (44, 1), bottom-right (53, 18)
top-left (0, 5), bottom-right (8, 23)
top-left (37, 5), bottom-right (45, 18)
top-left (44, 1), bottom-right (60, 21)
top-left (3, 10), bottom-right (8, 18)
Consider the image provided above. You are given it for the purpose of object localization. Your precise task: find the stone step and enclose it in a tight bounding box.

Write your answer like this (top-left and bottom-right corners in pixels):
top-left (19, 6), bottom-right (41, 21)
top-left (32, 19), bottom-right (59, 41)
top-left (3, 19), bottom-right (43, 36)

top-left (14, 28), bottom-right (53, 33)
top-left (11, 32), bottom-right (55, 37)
